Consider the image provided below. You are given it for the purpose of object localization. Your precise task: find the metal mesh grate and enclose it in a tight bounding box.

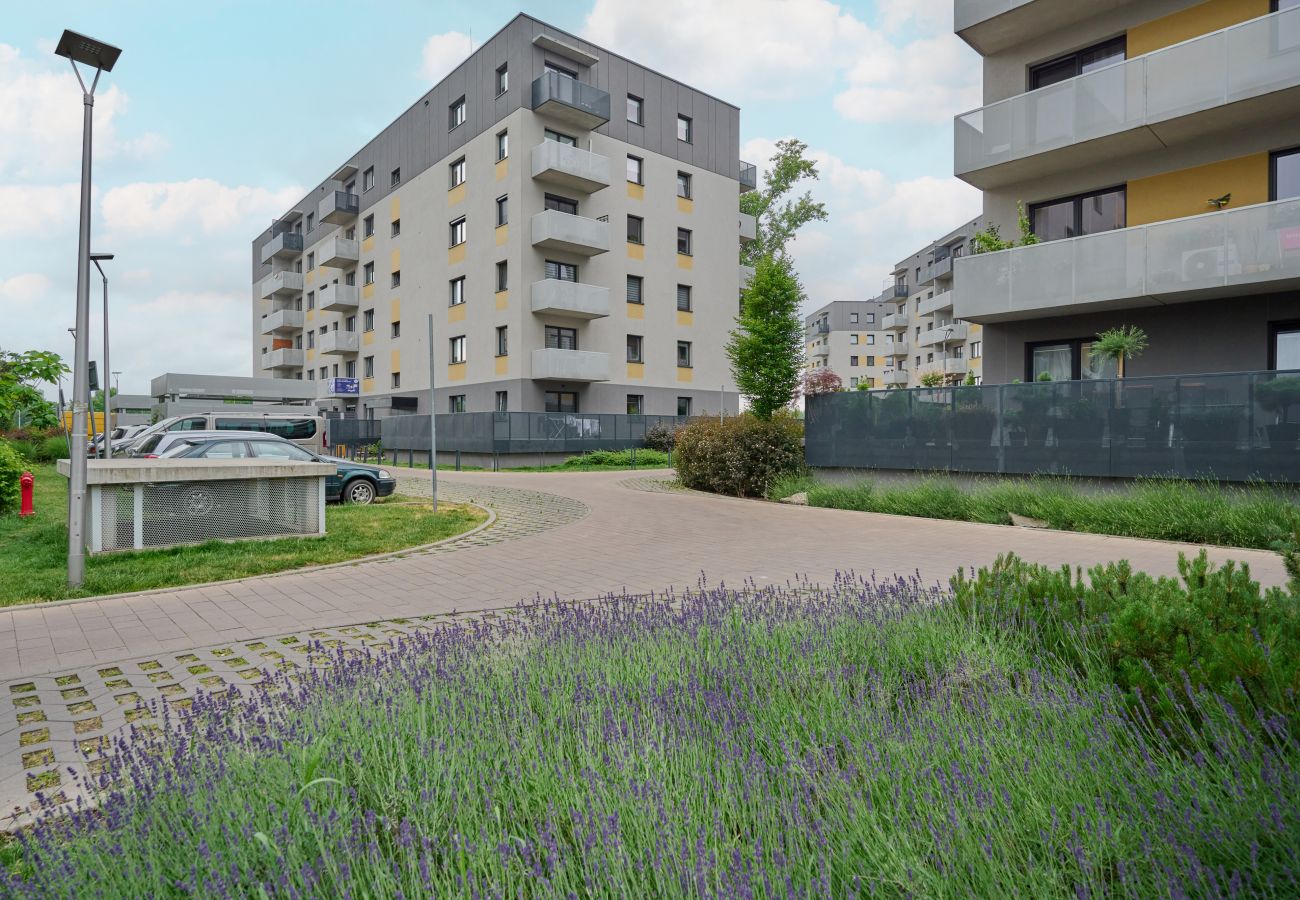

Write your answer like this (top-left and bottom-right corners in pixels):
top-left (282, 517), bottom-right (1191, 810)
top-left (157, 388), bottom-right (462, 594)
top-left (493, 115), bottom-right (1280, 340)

top-left (90, 477), bottom-right (322, 553)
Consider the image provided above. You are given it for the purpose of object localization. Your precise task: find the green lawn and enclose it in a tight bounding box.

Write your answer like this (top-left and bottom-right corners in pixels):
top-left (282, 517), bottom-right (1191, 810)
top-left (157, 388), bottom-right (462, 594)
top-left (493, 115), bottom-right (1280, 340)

top-left (0, 465), bottom-right (486, 606)
top-left (394, 448), bottom-right (672, 473)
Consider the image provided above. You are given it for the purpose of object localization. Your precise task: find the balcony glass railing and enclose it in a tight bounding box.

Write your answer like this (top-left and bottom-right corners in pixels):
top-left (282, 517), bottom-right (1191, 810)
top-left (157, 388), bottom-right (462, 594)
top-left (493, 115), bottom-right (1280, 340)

top-left (530, 72), bottom-right (611, 128)
top-left (955, 7), bottom-right (1300, 176)
top-left (739, 161), bottom-right (757, 192)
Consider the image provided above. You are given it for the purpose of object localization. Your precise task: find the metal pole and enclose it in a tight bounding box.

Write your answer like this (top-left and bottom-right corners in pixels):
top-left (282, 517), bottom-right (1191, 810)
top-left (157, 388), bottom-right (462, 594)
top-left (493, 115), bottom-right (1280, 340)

top-left (720, 384), bottom-right (724, 423)
top-left (100, 269), bottom-right (112, 458)
top-left (67, 62), bottom-right (101, 587)
top-left (427, 314), bottom-right (438, 511)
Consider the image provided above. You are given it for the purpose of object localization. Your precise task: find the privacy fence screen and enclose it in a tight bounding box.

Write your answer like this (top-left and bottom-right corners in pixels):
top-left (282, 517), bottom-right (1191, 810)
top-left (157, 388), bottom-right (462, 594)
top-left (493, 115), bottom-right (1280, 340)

top-left (805, 370), bottom-right (1300, 484)
top-left (378, 412), bottom-right (686, 454)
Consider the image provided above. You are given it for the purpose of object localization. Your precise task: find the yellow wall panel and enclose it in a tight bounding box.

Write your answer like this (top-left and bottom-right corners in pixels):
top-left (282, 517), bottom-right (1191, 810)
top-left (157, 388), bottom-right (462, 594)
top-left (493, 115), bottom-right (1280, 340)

top-left (361, 377), bottom-right (375, 393)
top-left (495, 290), bottom-right (509, 310)
top-left (1128, 0), bottom-right (1270, 56)
top-left (390, 249), bottom-right (401, 272)
top-left (626, 302), bottom-right (644, 320)
top-left (305, 270), bottom-right (315, 286)
top-left (676, 367), bottom-right (693, 383)
top-left (626, 243), bottom-right (645, 260)
top-left (362, 236), bottom-right (375, 254)
top-left (676, 310), bottom-right (694, 327)
top-left (448, 362), bottom-right (467, 382)
top-left (307, 349), bottom-right (315, 362)
top-left (495, 224), bottom-right (509, 246)
top-left (390, 349), bottom-right (401, 373)
top-left (448, 303), bottom-right (466, 323)
top-left (390, 196), bottom-right (400, 221)
top-left (1127, 152), bottom-right (1268, 225)
top-left (677, 254), bottom-right (693, 270)
top-left (626, 362), bottom-right (645, 380)
top-left (495, 159), bottom-right (508, 181)
top-left (448, 183), bottom-right (466, 207)
top-left (448, 244), bottom-right (466, 266)
top-left (390, 298), bottom-right (400, 321)
top-left (626, 183), bottom-right (645, 201)
top-left (306, 309), bottom-right (315, 322)
top-left (676, 197), bottom-right (694, 215)
top-left (495, 356), bottom-right (509, 376)
top-left (363, 330), bottom-right (375, 346)
top-left (362, 283), bottom-right (376, 300)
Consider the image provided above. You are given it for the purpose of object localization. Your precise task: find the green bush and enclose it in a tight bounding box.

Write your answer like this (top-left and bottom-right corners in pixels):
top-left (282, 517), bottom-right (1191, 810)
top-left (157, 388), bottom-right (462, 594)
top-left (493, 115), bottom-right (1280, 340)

top-left (674, 414), bottom-right (803, 497)
top-left (558, 448), bottom-right (670, 469)
top-left (38, 435), bottom-right (68, 462)
top-left (951, 551), bottom-right (1300, 727)
top-left (0, 441), bottom-right (27, 514)
top-left (642, 422), bottom-right (677, 453)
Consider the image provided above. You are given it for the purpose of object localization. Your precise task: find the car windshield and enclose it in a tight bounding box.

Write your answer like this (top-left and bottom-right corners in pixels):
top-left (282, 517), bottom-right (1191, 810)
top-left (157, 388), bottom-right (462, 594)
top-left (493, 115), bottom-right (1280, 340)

top-left (158, 442), bottom-right (197, 458)
top-left (249, 441), bottom-right (316, 461)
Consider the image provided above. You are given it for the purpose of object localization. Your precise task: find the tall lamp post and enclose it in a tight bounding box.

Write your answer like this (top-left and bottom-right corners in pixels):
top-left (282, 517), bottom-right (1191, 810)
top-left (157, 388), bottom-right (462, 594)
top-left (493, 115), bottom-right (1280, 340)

top-left (90, 253), bottom-right (115, 457)
top-left (56, 29), bottom-right (121, 587)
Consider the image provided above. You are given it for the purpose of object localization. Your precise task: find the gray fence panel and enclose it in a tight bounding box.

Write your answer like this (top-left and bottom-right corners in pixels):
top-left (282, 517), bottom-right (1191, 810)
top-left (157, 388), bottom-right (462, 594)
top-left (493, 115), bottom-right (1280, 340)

top-left (806, 370), bottom-right (1300, 484)
top-left (380, 412), bottom-right (686, 454)
top-left (327, 418), bottom-right (383, 447)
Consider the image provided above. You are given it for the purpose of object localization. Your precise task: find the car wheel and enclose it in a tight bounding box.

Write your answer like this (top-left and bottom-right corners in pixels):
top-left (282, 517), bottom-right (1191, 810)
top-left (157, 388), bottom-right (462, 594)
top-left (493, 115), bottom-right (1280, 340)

top-left (344, 479), bottom-right (376, 505)
top-left (181, 486), bottom-right (216, 517)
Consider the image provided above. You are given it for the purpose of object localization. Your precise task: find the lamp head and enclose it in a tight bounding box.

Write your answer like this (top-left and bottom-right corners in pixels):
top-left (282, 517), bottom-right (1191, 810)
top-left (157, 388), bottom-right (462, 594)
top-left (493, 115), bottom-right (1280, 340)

top-left (54, 30), bottom-right (121, 71)
top-left (89, 252), bottom-right (114, 261)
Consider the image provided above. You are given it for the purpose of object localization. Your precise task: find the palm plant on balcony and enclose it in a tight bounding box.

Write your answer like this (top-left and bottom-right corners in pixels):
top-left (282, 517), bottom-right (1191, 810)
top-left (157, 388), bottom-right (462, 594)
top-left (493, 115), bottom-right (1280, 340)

top-left (1093, 325), bottom-right (1148, 380)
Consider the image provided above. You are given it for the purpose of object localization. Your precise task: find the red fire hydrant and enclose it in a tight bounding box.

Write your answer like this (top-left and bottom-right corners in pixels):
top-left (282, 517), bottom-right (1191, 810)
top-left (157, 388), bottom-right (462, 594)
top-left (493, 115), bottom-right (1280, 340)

top-left (19, 471), bottom-right (35, 518)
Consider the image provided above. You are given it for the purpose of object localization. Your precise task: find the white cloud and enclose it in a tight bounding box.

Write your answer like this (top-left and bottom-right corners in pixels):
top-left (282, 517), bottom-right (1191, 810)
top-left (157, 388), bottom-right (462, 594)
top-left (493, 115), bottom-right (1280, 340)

top-left (420, 31), bottom-right (474, 83)
top-left (833, 33), bottom-right (981, 124)
top-left (876, 0), bottom-right (953, 35)
top-left (0, 183), bottom-right (81, 237)
top-left (100, 179), bottom-right (303, 238)
top-left (0, 272), bottom-right (53, 310)
top-left (113, 290), bottom-right (253, 378)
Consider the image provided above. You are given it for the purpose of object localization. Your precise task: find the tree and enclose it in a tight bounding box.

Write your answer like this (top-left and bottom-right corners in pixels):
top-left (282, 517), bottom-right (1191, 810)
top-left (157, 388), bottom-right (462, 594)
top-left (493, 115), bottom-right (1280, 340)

top-left (800, 368), bottom-right (842, 397)
top-left (740, 139), bottom-right (828, 265)
top-left (92, 387), bottom-right (119, 412)
top-left (727, 256), bottom-right (804, 420)
top-left (1093, 325), bottom-right (1148, 379)
top-left (919, 370), bottom-right (945, 388)
top-left (0, 349), bottom-right (68, 431)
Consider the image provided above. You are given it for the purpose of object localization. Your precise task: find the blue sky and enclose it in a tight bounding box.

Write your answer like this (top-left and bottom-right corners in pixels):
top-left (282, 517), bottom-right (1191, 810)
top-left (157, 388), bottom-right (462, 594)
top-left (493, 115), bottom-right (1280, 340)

top-left (1, 0), bottom-right (981, 395)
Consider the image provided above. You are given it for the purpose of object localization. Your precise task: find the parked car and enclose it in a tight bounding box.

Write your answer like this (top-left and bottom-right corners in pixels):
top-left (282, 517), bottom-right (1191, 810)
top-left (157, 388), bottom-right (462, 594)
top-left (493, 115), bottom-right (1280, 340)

top-left (120, 412), bottom-right (328, 456)
top-left (89, 424), bottom-right (149, 456)
top-left (131, 429), bottom-right (271, 459)
top-left (158, 434), bottom-right (396, 504)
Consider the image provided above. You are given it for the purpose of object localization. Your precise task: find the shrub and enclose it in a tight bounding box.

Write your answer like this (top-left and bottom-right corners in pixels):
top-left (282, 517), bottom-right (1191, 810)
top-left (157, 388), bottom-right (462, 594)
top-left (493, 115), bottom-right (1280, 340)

top-left (558, 448), bottom-right (670, 469)
top-left (673, 413), bottom-right (803, 497)
top-left (642, 422), bottom-right (678, 453)
top-left (0, 441), bottom-right (27, 514)
top-left (951, 551), bottom-right (1300, 727)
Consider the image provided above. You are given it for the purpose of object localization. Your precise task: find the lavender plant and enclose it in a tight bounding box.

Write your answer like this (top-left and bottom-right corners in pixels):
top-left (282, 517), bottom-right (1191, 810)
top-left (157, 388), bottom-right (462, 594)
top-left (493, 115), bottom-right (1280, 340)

top-left (3, 575), bottom-right (1298, 898)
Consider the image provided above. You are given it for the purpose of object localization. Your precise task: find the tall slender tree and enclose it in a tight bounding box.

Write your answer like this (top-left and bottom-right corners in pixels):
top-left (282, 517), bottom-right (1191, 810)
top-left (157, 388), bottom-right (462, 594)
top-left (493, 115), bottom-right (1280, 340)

top-left (740, 139), bottom-right (828, 266)
top-left (727, 256), bottom-right (804, 420)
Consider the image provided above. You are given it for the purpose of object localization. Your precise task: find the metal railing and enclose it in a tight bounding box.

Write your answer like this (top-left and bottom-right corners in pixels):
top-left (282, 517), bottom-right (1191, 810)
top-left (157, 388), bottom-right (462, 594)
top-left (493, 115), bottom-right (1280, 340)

top-left (739, 161), bottom-right (757, 192)
top-left (530, 71), bottom-right (611, 126)
top-left (805, 369), bottom-right (1300, 483)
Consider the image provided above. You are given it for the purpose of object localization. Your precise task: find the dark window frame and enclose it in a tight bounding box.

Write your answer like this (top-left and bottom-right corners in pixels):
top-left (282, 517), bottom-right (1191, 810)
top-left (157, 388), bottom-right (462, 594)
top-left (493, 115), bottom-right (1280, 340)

top-left (1270, 319), bottom-right (1300, 370)
top-left (1028, 184), bottom-right (1127, 242)
top-left (1269, 145), bottom-right (1300, 202)
top-left (626, 94), bottom-right (643, 125)
top-left (626, 274), bottom-right (643, 304)
top-left (1023, 336), bottom-right (1110, 381)
top-left (626, 334), bottom-right (643, 363)
top-left (1028, 35), bottom-right (1126, 91)
top-left (626, 214), bottom-right (644, 244)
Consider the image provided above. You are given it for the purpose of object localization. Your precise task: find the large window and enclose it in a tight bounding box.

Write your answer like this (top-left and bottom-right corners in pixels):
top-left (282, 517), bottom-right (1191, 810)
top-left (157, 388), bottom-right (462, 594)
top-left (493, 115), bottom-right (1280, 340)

top-left (449, 394), bottom-right (466, 413)
top-left (545, 260), bottom-right (578, 282)
top-left (626, 394), bottom-right (644, 415)
top-left (545, 128), bottom-right (576, 146)
top-left (1272, 320), bottom-right (1300, 370)
top-left (544, 193), bottom-right (578, 215)
top-left (544, 61), bottom-right (578, 78)
top-left (545, 391), bottom-right (578, 413)
top-left (1029, 36), bottom-right (1125, 90)
top-left (545, 326), bottom-right (577, 350)
top-left (1027, 338), bottom-right (1117, 382)
top-left (1029, 186), bottom-right (1126, 242)
top-left (1272, 146), bottom-right (1300, 201)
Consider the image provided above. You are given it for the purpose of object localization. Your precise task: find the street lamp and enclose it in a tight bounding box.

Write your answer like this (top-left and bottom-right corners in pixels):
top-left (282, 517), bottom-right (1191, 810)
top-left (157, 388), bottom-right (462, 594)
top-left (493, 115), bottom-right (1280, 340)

top-left (90, 253), bottom-right (115, 458)
top-left (56, 29), bottom-right (121, 587)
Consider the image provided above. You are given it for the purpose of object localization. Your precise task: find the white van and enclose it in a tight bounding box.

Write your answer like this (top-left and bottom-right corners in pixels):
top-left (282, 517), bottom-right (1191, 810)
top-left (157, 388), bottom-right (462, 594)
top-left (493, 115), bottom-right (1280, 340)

top-left (124, 413), bottom-right (328, 456)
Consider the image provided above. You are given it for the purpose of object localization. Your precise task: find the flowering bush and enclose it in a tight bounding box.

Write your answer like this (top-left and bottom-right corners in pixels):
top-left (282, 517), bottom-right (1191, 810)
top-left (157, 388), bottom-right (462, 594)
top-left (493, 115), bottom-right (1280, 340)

top-left (673, 413), bottom-right (803, 497)
top-left (799, 368), bottom-right (842, 397)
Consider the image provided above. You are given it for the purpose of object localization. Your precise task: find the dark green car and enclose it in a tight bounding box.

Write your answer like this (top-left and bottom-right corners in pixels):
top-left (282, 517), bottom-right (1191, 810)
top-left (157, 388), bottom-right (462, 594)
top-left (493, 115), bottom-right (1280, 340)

top-left (159, 435), bottom-right (397, 504)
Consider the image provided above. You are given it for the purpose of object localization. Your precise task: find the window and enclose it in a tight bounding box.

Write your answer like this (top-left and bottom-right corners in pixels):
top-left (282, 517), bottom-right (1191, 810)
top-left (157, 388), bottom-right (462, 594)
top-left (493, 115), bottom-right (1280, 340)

top-left (449, 157), bottom-right (466, 188)
top-left (1027, 338), bottom-right (1117, 382)
top-left (545, 326), bottom-right (577, 350)
top-left (307, 331), bottom-right (315, 349)
top-left (627, 215), bottom-right (644, 244)
top-left (626, 155), bottom-right (643, 185)
top-left (866, 334), bottom-right (875, 345)
top-left (449, 276), bottom-right (465, 306)
top-left (449, 394), bottom-right (466, 413)
top-left (363, 356), bottom-right (375, 378)
top-left (363, 309), bottom-right (375, 332)
top-left (496, 130), bottom-right (509, 161)
top-left (850, 334), bottom-right (859, 345)
top-left (306, 213), bottom-right (315, 232)
top-left (496, 325), bottom-right (508, 357)
top-left (677, 228), bottom-right (692, 256)
top-left (545, 391), bottom-right (578, 413)
top-left (849, 356), bottom-right (860, 367)
top-left (197, 441), bottom-right (250, 460)
top-left (390, 167), bottom-right (401, 187)
top-left (495, 195), bottom-right (508, 227)
top-left (363, 262), bottom-right (375, 285)
top-left (676, 171), bottom-right (692, 199)
top-left (545, 260), bottom-right (578, 282)
top-left (544, 60), bottom-right (578, 78)
top-left (391, 219), bottom-right (401, 237)
top-left (449, 335), bottom-right (466, 364)
top-left (306, 251), bottom-right (315, 270)
top-left (544, 193), bottom-right (578, 215)
top-left (1271, 146), bottom-right (1300, 201)
top-left (626, 94), bottom-right (643, 124)
top-left (1270, 320), bottom-right (1300, 369)
top-left (363, 214), bottom-right (375, 238)
top-left (866, 313), bottom-right (875, 324)
top-left (496, 261), bottom-right (508, 292)
top-left (495, 391), bottom-right (508, 412)
top-left (345, 271), bottom-right (355, 286)
top-left (544, 128), bottom-right (576, 146)
top-left (627, 394), bottom-right (644, 415)
top-left (677, 397), bottom-right (692, 417)
top-left (970, 341), bottom-right (981, 359)
top-left (307, 291), bottom-right (315, 310)
top-left (677, 341), bottom-right (692, 368)
top-left (391, 270), bottom-right (401, 288)
top-left (849, 312), bottom-right (859, 324)
top-left (676, 284), bottom-right (692, 312)
top-left (626, 274), bottom-right (643, 304)
top-left (449, 96), bottom-right (466, 129)
top-left (677, 115), bottom-right (692, 143)
top-left (1029, 36), bottom-right (1126, 90)
top-left (391, 321), bottom-right (401, 339)
top-left (449, 217), bottom-right (466, 246)
top-left (391, 372), bottom-right (401, 389)
top-left (627, 334), bottom-right (643, 363)
top-left (850, 377), bottom-right (859, 388)
top-left (363, 167), bottom-right (375, 192)
top-left (345, 360), bottom-right (356, 378)
top-left (495, 63), bottom-right (508, 95)
top-left (867, 356), bottom-right (875, 367)
top-left (1030, 186), bottom-right (1126, 242)
top-left (319, 367), bottom-right (327, 380)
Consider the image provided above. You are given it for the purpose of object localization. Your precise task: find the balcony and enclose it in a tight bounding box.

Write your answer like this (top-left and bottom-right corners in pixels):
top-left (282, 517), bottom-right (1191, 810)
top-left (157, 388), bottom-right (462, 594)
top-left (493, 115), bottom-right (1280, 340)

top-left (530, 140), bottom-right (610, 193)
top-left (877, 283), bottom-right (908, 302)
top-left (956, 8), bottom-right (1300, 188)
top-left (318, 282), bottom-right (359, 312)
top-left (812, 321), bottom-right (830, 334)
top-left (318, 330), bottom-right (360, 356)
top-left (925, 257), bottom-right (953, 282)
top-left (955, 0), bottom-right (1130, 54)
top-left (319, 236), bottom-right (360, 269)
top-left (882, 369), bottom-right (910, 387)
top-left (811, 344), bottom-right (830, 359)
top-left (530, 279), bottom-right (610, 319)
top-left (738, 212), bottom-right (756, 244)
top-left (260, 270), bottom-right (303, 299)
top-left (260, 309), bottom-right (303, 335)
top-left (953, 196), bottom-right (1300, 324)
top-left (318, 189), bottom-right (359, 225)
top-left (884, 341), bottom-right (910, 358)
top-left (739, 161), bottom-right (757, 193)
top-left (531, 348), bottom-right (610, 382)
top-left (739, 264), bottom-right (755, 286)
top-left (943, 358), bottom-right (969, 377)
top-left (881, 312), bottom-right (908, 331)
top-left (317, 377), bottom-right (360, 400)
top-left (531, 209), bottom-right (609, 256)
top-left (917, 323), bottom-right (969, 347)
top-left (918, 290), bottom-right (954, 317)
top-left (260, 231), bottom-right (303, 264)
top-left (264, 348), bottom-right (304, 370)
top-left (530, 72), bottom-right (610, 130)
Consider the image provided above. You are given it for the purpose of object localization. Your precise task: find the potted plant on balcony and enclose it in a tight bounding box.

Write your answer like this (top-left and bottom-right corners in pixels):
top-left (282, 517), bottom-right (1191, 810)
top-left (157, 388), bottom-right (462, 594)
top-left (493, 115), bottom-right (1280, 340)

top-left (1255, 375), bottom-right (1300, 449)
top-left (1091, 324), bottom-right (1148, 439)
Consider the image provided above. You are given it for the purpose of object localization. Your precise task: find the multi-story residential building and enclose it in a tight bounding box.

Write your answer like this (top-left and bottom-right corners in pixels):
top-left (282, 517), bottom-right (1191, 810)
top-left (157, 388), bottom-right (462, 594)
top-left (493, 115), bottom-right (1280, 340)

top-left (952, 0), bottom-right (1300, 383)
top-left (251, 13), bottom-right (754, 418)
top-left (804, 299), bottom-right (890, 389)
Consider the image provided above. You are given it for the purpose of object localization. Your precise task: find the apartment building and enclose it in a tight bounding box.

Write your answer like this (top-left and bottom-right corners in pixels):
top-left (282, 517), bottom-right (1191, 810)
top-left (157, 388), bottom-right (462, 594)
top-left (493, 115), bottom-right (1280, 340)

top-left (952, 0), bottom-right (1300, 383)
top-left (804, 299), bottom-right (890, 389)
top-left (251, 13), bottom-right (754, 418)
